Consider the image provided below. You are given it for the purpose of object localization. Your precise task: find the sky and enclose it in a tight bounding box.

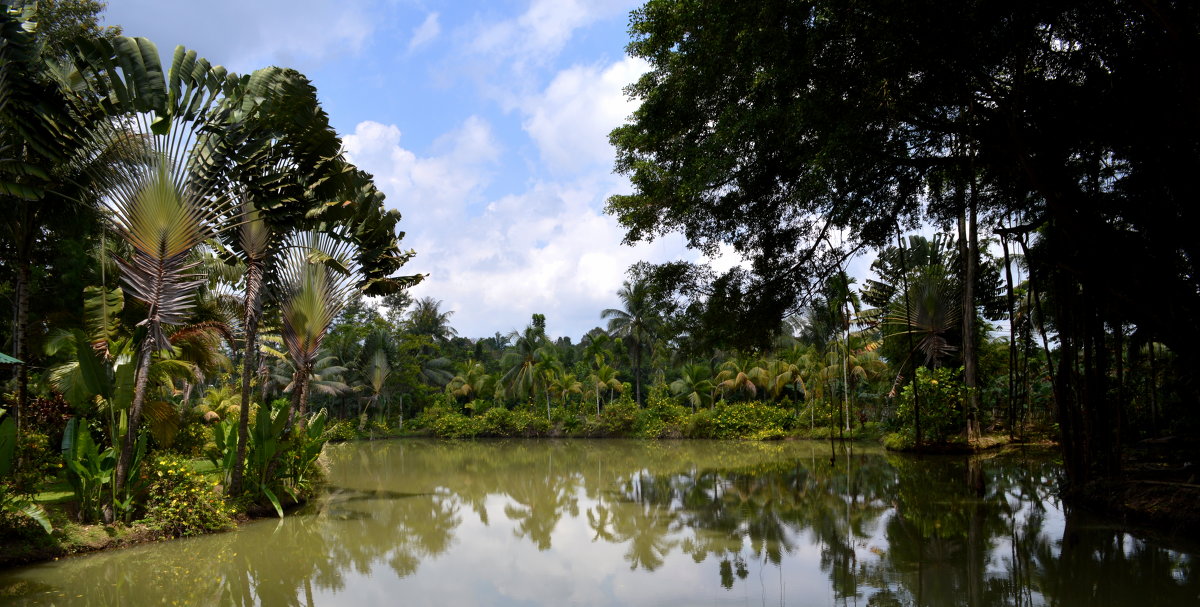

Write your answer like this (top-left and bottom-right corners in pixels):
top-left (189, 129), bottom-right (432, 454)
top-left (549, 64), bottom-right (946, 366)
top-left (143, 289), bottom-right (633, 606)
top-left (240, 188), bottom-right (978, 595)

top-left (101, 0), bottom-right (873, 341)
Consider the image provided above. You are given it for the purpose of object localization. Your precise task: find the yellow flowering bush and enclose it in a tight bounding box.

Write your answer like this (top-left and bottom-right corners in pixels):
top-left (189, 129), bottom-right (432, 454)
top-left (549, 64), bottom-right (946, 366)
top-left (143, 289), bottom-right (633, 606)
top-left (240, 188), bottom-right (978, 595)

top-left (142, 453), bottom-right (235, 537)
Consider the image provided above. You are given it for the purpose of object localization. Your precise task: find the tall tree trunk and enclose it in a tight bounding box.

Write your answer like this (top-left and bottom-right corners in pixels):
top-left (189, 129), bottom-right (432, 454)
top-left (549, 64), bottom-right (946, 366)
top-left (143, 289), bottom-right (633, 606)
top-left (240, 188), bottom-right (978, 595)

top-left (11, 260), bottom-right (29, 473)
top-left (1052, 264), bottom-right (1086, 486)
top-left (111, 336), bottom-right (154, 523)
top-left (959, 185), bottom-right (980, 441)
top-left (231, 259), bottom-right (264, 496)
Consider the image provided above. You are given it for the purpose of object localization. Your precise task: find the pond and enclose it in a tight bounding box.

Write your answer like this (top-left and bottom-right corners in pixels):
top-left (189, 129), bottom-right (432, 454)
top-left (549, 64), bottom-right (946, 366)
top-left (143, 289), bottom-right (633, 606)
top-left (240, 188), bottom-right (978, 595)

top-left (1, 439), bottom-right (1197, 606)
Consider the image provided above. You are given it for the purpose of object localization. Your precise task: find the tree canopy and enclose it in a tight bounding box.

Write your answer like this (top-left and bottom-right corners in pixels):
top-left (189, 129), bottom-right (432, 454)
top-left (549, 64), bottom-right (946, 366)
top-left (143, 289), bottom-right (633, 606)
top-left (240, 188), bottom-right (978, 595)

top-left (610, 0), bottom-right (1200, 485)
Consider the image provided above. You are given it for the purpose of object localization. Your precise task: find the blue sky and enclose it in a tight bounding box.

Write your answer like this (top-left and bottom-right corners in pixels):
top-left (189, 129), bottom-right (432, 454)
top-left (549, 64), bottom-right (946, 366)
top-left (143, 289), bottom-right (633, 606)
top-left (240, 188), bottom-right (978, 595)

top-left (101, 0), bottom-right (733, 340)
top-left (102, 1), bottom-right (886, 341)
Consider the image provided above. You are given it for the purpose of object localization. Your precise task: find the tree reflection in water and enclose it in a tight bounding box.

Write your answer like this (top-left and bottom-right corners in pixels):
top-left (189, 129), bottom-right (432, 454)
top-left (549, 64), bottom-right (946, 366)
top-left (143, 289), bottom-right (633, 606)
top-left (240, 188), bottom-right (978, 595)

top-left (0, 440), bottom-right (1196, 606)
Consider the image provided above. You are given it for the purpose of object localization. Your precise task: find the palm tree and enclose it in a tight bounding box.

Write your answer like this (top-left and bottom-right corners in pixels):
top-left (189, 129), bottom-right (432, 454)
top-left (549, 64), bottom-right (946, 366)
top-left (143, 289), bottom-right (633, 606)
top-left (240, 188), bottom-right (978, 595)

top-left (221, 67), bottom-right (355, 496)
top-left (602, 280), bottom-right (659, 405)
top-left (545, 364), bottom-right (583, 416)
top-left (63, 34), bottom-right (303, 520)
top-left (446, 359), bottom-right (494, 411)
top-left (406, 297), bottom-right (458, 344)
top-left (274, 231), bottom-right (358, 429)
top-left (501, 322), bottom-right (552, 404)
top-left (353, 337), bottom-right (394, 426)
top-left (581, 329), bottom-right (612, 366)
top-left (885, 266), bottom-right (961, 369)
top-left (587, 362), bottom-right (623, 414)
top-left (752, 359), bottom-right (801, 403)
top-left (418, 355), bottom-right (455, 389)
top-left (268, 354), bottom-right (352, 400)
top-left (716, 359), bottom-right (757, 401)
top-left (670, 363), bottom-right (715, 412)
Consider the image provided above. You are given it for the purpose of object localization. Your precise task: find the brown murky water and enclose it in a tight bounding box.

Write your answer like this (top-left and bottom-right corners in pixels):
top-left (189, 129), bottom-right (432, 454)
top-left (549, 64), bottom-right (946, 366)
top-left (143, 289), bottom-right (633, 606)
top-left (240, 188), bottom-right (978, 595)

top-left (1, 439), bottom-right (1196, 606)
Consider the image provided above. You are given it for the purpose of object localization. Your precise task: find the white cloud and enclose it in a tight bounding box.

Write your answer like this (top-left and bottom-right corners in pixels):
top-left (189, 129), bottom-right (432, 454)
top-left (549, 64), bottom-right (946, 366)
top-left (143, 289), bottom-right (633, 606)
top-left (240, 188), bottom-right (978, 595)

top-left (345, 116), bottom-right (695, 338)
top-left (343, 117), bottom-right (501, 229)
top-left (448, 0), bottom-right (641, 110)
top-left (405, 178), bottom-right (692, 339)
top-left (522, 56), bottom-right (649, 174)
top-left (103, 0), bottom-right (374, 73)
top-left (467, 0), bottom-right (594, 67)
top-left (408, 12), bottom-right (441, 52)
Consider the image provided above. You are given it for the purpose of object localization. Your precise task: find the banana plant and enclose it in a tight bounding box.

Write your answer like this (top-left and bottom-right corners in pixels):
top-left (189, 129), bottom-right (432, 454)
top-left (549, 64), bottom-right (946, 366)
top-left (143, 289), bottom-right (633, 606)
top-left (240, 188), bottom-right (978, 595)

top-left (208, 418), bottom-right (238, 487)
top-left (60, 417), bottom-right (114, 522)
top-left (246, 398), bottom-right (290, 518)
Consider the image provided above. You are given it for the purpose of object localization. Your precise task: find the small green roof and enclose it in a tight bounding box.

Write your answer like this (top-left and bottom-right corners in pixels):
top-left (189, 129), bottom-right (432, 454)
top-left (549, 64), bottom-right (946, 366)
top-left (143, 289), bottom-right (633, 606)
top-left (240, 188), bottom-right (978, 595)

top-left (0, 352), bottom-right (22, 364)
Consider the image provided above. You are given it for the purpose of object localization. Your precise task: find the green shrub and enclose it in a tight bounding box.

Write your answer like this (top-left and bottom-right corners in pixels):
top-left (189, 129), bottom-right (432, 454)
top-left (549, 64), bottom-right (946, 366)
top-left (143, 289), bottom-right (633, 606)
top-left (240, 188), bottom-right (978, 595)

top-left (324, 419), bottom-right (358, 443)
top-left (894, 367), bottom-right (971, 444)
top-left (551, 406), bottom-right (584, 435)
top-left (141, 453), bottom-right (235, 537)
top-left (479, 407), bottom-right (516, 437)
top-left (172, 419), bottom-right (212, 457)
top-left (430, 412), bottom-right (481, 439)
top-left (882, 432), bottom-right (914, 451)
top-left (685, 409), bottom-right (715, 438)
top-left (408, 405), bottom-right (453, 433)
top-left (707, 401), bottom-right (792, 439)
top-left (596, 397), bottom-right (639, 436)
top-left (509, 408), bottom-right (551, 437)
top-left (363, 418), bottom-right (392, 436)
top-left (13, 430), bottom-right (57, 492)
top-left (634, 395), bottom-right (688, 438)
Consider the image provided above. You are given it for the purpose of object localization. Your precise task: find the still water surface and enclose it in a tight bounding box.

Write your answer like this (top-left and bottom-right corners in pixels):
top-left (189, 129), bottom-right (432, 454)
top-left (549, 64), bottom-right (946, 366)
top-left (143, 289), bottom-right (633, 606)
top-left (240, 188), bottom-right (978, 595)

top-left (1, 439), bottom-right (1196, 606)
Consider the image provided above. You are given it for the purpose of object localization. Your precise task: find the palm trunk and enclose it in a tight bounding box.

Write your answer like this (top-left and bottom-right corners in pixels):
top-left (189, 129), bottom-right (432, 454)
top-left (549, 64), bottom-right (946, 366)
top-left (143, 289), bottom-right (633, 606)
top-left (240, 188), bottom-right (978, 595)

top-left (231, 259), bottom-right (264, 496)
top-left (634, 343), bottom-right (642, 406)
top-left (112, 335), bottom-right (154, 523)
top-left (291, 365), bottom-right (311, 435)
top-left (11, 260), bottom-right (29, 473)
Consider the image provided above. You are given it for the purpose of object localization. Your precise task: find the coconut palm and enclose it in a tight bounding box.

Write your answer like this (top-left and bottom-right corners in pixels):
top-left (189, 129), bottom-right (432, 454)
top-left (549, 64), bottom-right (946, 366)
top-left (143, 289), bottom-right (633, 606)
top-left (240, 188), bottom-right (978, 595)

top-left (587, 362), bottom-right (623, 414)
top-left (446, 359), bottom-right (494, 408)
top-left (406, 297), bottom-right (458, 344)
top-left (501, 323), bottom-right (552, 404)
top-left (546, 364), bottom-right (583, 415)
top-left (267, 355), bottom-right (351, 400)
top-left (581, 329), bottom-right (613, 367)
top-left (418, 355), bottom-right (455, 389)
top-left (602, 280), bottom-right (660, 405)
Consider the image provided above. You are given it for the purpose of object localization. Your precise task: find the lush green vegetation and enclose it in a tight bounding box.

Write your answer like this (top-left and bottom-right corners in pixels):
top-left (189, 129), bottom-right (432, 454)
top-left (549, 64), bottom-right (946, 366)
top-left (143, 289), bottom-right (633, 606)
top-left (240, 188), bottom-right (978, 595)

top-left (2, 0), bottom-right (1198, 552)
top-left (606, 0), bottom-right (1200, 496)
top-left (0, 0), bottom-right (418, 542)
